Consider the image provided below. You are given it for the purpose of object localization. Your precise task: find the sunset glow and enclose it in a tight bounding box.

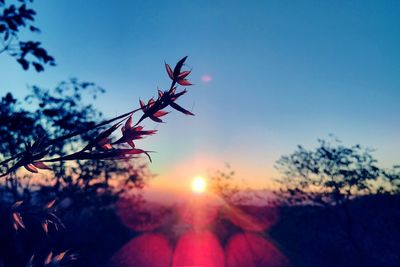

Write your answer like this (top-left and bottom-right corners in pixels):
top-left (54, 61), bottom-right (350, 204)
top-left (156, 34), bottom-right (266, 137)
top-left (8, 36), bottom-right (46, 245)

top-left (191, 176), bottom-right (207, 194)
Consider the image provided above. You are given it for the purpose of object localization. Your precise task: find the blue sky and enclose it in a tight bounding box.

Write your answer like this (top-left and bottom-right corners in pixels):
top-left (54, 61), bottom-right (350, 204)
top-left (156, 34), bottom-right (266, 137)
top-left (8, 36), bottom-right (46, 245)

top-left (1, 0), bottom-right (399, 190)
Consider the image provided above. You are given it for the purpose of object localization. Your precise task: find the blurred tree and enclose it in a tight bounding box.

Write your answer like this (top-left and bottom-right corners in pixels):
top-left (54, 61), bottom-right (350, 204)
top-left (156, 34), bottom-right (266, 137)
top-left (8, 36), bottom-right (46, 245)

top-left (275, 138), bottom-right (400, 267)
top-left (275, 138), bottom-right (398, 206)
top-left (0, 79), bottom-right (150, 205)
top-left (0, 82), bottom-right (151, 267)
top-left (210, 165), bottom-right (242, 205)
top-left (210, 164), bottom-right (269, 206)
top-left (0, 0), bottom-right (55, 71)
top-left (0, 2), bottom-right (195, 265)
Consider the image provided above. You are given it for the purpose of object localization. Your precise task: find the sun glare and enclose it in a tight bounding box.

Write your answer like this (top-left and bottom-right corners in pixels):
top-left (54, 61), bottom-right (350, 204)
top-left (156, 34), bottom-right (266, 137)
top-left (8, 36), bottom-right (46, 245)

top-left (191, 176), bottom-right (207, 194)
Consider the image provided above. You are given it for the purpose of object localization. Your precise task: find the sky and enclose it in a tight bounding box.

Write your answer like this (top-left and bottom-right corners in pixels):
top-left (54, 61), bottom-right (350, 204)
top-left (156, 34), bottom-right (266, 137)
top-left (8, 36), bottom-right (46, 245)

top-left (1, 0), bottom-right (399, 194)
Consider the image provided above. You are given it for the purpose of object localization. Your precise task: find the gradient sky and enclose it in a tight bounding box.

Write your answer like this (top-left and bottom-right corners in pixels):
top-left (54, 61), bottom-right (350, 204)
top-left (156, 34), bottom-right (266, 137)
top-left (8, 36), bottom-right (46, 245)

top-left (1, 0), bottom-right (399, 193)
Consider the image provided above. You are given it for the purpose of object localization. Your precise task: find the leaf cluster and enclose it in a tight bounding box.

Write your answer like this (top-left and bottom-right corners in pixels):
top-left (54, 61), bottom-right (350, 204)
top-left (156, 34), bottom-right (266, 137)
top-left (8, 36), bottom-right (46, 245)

top-left (275, 138), bottom-right (399, 206)
top-left (0, 0), bottom-right (55, 71)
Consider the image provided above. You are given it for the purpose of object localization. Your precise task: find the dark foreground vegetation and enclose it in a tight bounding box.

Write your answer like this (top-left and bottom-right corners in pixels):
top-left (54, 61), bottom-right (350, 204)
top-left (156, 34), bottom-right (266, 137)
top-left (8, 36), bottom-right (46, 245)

top-left (271, 194), bottom-right (400, 267)
top-left (1, 1), bottom-right (399, 266)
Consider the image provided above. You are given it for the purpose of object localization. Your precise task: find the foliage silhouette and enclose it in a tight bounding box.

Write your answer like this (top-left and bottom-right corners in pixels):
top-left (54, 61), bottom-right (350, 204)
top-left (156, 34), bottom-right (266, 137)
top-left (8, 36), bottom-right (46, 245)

top-left (0, 0), bottom-right (55, 71)
top-left (274, 138), bottom-right (400, 267)
top-left (209, 164), bottom-right (268, 206)
top-left (0, 57), bottom-right (194, 178)
top-left (0, 56), bottom-right (195, 266)
top-left (275, 138), bottom-right (399, 206)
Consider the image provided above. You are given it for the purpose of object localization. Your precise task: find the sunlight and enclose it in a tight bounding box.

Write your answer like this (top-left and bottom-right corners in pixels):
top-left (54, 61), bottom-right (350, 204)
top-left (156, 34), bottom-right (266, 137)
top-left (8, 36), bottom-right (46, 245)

top-left (191, 176), bottom-right (207, 194)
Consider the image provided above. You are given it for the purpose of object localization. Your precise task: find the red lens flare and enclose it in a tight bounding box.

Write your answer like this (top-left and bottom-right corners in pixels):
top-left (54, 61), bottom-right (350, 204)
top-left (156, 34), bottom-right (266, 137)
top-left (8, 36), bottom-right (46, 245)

top-left (173, 231), bottom-right (224, 267)
top-left (110, 234), bottom-right (172, 267)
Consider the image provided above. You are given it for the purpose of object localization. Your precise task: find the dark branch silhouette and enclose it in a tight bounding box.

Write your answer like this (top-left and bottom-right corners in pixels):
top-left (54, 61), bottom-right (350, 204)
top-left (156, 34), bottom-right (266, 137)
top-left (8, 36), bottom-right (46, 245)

top-left (0, 0), bottom-right (55, 71)
top-left (0, 56), bottom-right (194, 178)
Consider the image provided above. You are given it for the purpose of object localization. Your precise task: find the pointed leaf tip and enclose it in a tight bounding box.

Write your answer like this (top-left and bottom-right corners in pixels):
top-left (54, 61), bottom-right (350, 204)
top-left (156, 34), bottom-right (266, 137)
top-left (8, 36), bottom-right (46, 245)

top-left (165, 63), bottom-right (174, 80)
top-left (178, 70), bottom-right (191, 79)
top-left (33, 161), bottom-right (51, 170)
top-left (139, 99), bottom-right (146, 109)
top-left (24, 164), bottom-right (38, 173)
top-left (177, 79), bottom-right (192, 86)
top-left (45, 199), bottom-right (56, 209)
top-left (169, 102), bottom-right (194, 115)
top-left (149, 115), bottom-right (163, 123)
top-left (125, 116), bottom-right (133, 129)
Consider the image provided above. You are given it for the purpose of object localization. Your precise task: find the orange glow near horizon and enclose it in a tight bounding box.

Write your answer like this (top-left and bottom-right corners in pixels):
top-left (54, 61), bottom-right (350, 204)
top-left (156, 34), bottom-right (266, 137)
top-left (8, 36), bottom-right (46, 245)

top-left (191, 176), bottom-right (207, 194)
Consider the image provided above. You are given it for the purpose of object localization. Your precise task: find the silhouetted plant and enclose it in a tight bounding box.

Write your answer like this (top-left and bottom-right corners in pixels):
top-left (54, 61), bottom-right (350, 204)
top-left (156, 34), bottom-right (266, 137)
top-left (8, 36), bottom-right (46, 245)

top-left (0, 56), bottom-right (195, 267)
top-left (210, 164), bottom-right (267, 206)
top-left (275, 138), bottom-right (397, 206)
top-left (210, 165), bottom-right (241, 204)
top-left (0, 56), bottom-right (194, 179)
top-left (382, 165), bottom-right (400, 194)
top-left (0, 0), bottom-right (55, 71)
top-left (274, 138), bottom-right (400, 267)
top-left (26, 250), bottom-right (77, 267)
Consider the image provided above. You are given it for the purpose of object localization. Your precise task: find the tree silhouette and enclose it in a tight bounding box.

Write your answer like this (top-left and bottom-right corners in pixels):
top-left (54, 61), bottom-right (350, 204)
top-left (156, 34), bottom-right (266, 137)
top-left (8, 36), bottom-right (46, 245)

top-left (275, 138), bottom-right (397, 206)
top-left (0, 0), bottom-right (55, 71)
top-left (0, 55), bottom-right (195, 266)
top-left (0, 79), bottom-right (149, 202)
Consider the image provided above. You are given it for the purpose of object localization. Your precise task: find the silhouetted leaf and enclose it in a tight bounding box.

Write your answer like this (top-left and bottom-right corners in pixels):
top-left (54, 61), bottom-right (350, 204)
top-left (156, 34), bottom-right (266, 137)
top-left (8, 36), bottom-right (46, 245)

top-left (33, 161), bottom-right (51, 170)
top-left (17, 58), bottom-right (29, 70)
top-left (169, 102), bottom-right (194, 115)
top-left (177, 79), bottom-right (192, 86)
top-left (24, 163), bottom-right (38, 173)
top-left (165, 63), bottom-right (174, 80)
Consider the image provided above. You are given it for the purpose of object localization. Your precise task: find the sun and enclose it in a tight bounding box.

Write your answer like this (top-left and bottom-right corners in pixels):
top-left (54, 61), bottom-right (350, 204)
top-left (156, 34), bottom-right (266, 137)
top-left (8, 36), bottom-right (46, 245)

top-left (191, 176), bottom-right (207, 194)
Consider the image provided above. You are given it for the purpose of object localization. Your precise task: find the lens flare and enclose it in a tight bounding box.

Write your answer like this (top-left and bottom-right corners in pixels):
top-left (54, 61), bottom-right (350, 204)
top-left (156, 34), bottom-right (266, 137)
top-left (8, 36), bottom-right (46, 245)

top-left (191, 176), bottom-right (207, 193)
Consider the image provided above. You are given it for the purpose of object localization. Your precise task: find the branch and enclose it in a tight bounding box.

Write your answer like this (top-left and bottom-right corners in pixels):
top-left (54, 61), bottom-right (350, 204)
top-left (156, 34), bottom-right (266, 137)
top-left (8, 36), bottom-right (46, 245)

top-left (0, 56), bottom-right (194, 177)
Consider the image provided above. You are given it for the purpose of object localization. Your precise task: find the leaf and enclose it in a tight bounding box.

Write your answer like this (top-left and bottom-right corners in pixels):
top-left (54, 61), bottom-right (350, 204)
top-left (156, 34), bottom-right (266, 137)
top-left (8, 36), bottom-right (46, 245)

top-left (87, 122), bottom-right (121, 149)
top-left (122, 128), bottom-right (156, 140)
top-left (45, 252), bottom-right (53, 265)
top-left (29, 25), bottom-right (41, 33)
top-left (32, 161), bottom-right (51, 170)
top-left (45, 199), bottom-right (56, 209)
top-left (32, 62), bottom-right (44, 72)
top-left (139, 99), bottom-right (146, 110)
top-left (17, 58), bottom-right (29, 70)
top-left (127, 140), bottom-right (135, 148)
top-left (31, 135), bottom-right (48, 151)
top-left (149, 115), bottom-right (163, 123)
top-left (177, 79), bottom-right (192, 86)
top-left (124, 148), bottom-right (148, 155)
top-left (173, 56), bottom-right (188, 78)
top-left (178, 70), bottom-right (191, 79)
top-left (154, 110), bottom-right (168, 117)
top-left (169, 87), bottom-right (177, 94)
top-left (112, 148), bottom-right (152, 162)
top-left (42, 221), bottom-right (48, 234)
top-left (165, 63), bottom-right (174, 80)
top-left (115, 149), bottom-right (153, 162)
top-left (147, 98), bottom-right (155, 107)
top-left (27, 255), bottom-right (35, 267)
top-left (102, 143), bottom-right (112, 150)
top-left (172, 89), bottom-right (188, 99)
top-left (54, 251), bottom-right (67, 263)
top-left (13, 212), bottom-right (25, 230)
top-left (24, 163), bottom-right (38, 173)
top-left (98, 123), bottom-right (121, 140)
top-left (97, 137), bottom-right (111, 146)
top-left (169, 102), bottom-right (194, 115)
top-left (125, 116), bottom-right (132, 129)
